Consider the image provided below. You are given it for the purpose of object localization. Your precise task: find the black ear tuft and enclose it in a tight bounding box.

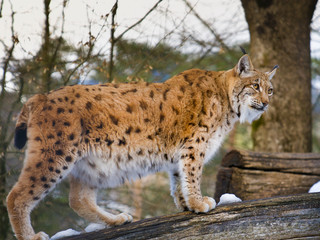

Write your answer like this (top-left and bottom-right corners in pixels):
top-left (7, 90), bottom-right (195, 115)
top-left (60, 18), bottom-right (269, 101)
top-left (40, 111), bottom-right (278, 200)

top-left (240, 46), bottom-right (247, 55)
top-left (267, 65), bottom-right (279, 80)
top-left (14, 123), bottom-right (27, 149)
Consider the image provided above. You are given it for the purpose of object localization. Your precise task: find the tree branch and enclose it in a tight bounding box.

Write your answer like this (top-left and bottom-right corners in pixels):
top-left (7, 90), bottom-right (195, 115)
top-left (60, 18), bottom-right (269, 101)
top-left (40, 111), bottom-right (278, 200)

top-left (0, 0), bottom-right (4, 18)
top-left (0, 0), bottom-right (16, 116)
top-left (49, 0), bottom-right (67, 85)
top-left (41, 0), bottom-right (52, 93)
top-left (182, 0), bottom-right (229, 51)
top-left (115, 0), bottom-right (163, 42)
top-left (108, 0), bottom-right (118, 82)
top-left (61, 193), bottom-right (320, 240)
top-left (64, 2), bottom-right (108, 85)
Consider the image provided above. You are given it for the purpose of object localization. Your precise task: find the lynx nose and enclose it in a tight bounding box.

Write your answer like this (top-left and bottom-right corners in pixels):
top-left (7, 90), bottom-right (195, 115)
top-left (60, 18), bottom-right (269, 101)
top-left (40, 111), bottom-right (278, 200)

top-left (262, 102), bottom-right (268, 109)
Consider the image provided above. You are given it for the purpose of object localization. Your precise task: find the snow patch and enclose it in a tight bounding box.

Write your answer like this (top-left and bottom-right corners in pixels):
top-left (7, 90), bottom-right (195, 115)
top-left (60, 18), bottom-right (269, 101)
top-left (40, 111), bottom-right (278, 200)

top-left (309, 181), bottom-right (320, 193)
top-left (85, 223), bottom-right (106, 233)
top-left (217, 193), bottom-right (242, 206)
top-left (50, 229), bottom-right (80, 240)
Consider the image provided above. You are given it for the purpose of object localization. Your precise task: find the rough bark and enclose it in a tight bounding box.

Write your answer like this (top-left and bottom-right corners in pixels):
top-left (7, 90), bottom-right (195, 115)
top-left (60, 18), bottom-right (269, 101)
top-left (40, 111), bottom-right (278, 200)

top-left (62, 193), bottom-right (320, 240)
top-left (241, 0), bottom-right (318, 152)
top-left (215, 150), bottom-right (320, 201)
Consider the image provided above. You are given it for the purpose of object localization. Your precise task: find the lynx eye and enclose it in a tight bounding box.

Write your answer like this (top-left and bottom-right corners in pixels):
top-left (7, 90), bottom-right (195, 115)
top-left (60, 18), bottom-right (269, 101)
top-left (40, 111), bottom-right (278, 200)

top-left (268, 88), bottom-right (273, 95)
top-left (253, 83), bottom-right (259, 91)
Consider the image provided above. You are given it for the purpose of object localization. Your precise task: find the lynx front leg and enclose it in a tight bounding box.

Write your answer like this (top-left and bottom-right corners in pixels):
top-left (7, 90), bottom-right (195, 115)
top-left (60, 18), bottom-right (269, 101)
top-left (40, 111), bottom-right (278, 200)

top-left (179, 143), bottom-right (216, 213)
top-left (69, 175), bottom-right (133, 226)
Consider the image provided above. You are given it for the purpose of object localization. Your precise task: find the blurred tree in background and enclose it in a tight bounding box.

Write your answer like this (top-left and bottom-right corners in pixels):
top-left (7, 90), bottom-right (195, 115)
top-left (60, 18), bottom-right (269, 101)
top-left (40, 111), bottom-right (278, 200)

top-left (0, 0), bottom-right (319, 239)
top-left (242, 0), bottom-right (318, 152)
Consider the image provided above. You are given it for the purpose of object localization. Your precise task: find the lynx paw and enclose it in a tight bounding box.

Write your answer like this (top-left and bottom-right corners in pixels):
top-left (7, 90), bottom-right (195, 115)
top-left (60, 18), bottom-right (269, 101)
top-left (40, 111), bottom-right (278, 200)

top-left (31, 232), bottom-right (49, 240)
top-left (189, 196), bottom-right (216, 213)
top-left (203, 196), bottom-right (216, 210)
top-left (112, 213), bottom-right (133, 226)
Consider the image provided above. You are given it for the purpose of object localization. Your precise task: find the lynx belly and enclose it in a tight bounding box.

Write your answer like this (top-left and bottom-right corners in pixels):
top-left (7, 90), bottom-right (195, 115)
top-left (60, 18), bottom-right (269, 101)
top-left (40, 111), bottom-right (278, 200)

top-left (71, 151), bottom-right (179, 188)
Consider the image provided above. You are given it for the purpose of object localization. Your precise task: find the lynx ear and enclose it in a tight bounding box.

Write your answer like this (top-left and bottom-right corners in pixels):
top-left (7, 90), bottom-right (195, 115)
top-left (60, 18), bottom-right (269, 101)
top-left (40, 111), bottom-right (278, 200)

top-left (267, 65), bottom-right (279, 80)
top-left (236, 54), bottom-right (254, 76)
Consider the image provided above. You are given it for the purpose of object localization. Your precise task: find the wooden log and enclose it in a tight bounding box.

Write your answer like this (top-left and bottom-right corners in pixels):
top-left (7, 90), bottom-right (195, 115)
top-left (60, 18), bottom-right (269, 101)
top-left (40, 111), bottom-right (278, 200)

top-left (215, 150), bottom-right (320, 201)
top-left (61, 193), bottom-right (320, 240)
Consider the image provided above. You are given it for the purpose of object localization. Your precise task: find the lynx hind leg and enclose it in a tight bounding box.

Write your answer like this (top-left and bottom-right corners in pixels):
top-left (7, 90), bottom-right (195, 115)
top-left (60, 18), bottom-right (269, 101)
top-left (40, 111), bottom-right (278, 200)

top-left (69, 175), bottom-right (133, 226)
top-left (169, 171), bottom-right (188, 211)
top-left (7, 184), bottom-right (49, 240)
top-left (7, 151), bottom-right (76, 240)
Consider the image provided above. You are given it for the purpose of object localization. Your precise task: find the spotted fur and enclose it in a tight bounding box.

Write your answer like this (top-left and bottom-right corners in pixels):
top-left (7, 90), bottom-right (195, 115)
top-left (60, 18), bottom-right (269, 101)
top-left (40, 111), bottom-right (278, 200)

top-left (7, 54), bottom-right (277, 240)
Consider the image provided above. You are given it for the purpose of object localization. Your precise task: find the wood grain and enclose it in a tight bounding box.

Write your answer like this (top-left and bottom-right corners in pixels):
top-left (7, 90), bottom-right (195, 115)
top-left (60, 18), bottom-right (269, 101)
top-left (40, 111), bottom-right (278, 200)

top-left (61, 193), bottom-right (320, 240)
top-left (215, 150), bottom-right (320, 200)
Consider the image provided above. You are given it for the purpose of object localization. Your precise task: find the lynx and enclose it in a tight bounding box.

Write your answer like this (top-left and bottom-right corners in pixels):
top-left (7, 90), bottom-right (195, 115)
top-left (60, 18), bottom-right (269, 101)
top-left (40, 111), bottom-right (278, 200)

top-left (7, 53), bottom-right (277, 240)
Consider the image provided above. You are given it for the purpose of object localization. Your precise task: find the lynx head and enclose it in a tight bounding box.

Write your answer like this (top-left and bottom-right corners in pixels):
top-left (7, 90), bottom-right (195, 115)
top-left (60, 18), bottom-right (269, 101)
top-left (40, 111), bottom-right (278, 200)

top-left (231, 54), bottom-right (278, 123)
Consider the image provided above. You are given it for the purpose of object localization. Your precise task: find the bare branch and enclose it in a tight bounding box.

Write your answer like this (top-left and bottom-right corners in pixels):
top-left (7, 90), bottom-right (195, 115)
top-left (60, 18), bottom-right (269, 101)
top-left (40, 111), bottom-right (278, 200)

top-left (0, 0), bottom-right (4, 18)
top-left (41, 0), bottom-right (52, 93)
top-left (63, 9), bottom-right (99, 84)
top-left (0, 0), bottom-right (16, 109)
top-left (182, 0), bottom-right (229, 51)
top-left (64, 2), bottom-right (112, 85)
top-left (128, 6), bottom-right (195, 79)
top-left (108, 0), bottom-right (118, 82)
top-left (115, 0), bottom-right (163, 42)
top-left (51, 0), bottom-right (67, 69)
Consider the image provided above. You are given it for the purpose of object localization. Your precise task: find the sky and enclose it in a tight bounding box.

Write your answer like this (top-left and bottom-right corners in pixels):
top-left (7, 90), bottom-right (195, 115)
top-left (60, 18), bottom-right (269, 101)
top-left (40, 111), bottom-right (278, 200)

top-left (0, 0), bottom-right (319, 59)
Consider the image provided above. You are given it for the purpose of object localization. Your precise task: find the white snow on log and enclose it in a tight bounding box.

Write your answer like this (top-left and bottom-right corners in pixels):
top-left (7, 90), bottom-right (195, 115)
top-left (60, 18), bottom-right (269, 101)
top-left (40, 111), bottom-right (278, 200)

top-left (85, 223), bottom-right (106, 233)
top-left (309, 181), bottom-right (320, 193)
top-left (217, 193), bottom-right (242, 206)
top-left (50, 229), bottom-right (80, 240)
